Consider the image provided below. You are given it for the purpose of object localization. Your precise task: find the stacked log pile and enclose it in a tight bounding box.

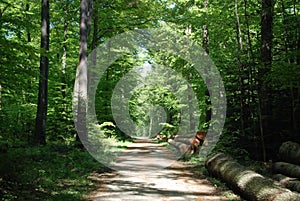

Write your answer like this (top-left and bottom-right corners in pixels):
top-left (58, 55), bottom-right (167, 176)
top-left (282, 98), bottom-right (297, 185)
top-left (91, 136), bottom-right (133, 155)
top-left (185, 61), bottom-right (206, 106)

top-left (155, 134), bottom-right (169, 142)
top-left (167, 131), bottom-right (207, 154)
top-left (272, 141), bottom-right (300, 193)
top-left (206, 153), bottom-right (300, 201)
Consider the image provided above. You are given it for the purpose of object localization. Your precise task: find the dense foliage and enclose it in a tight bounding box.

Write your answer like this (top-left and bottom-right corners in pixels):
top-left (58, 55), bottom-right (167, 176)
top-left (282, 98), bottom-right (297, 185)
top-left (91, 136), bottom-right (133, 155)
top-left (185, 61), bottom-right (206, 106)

top-left (0, 0), bottom-right (299, 199)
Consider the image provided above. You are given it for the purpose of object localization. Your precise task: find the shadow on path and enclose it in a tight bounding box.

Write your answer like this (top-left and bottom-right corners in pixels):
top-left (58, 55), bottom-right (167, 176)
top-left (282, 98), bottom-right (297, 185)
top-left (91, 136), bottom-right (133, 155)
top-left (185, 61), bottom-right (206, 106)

top-left (85, 137), bottom-right (241, 201)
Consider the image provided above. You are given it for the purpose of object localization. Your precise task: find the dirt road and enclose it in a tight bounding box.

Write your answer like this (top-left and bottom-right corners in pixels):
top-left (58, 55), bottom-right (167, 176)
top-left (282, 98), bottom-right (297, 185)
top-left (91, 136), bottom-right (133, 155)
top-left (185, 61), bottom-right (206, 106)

top-left (86, 138), bottom-right (241, 201)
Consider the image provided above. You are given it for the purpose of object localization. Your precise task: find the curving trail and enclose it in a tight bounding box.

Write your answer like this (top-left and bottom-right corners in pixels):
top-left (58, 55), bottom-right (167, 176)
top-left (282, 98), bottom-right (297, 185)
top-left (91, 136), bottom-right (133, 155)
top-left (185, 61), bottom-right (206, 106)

top-left (85, 138), bottom-right (241, 201)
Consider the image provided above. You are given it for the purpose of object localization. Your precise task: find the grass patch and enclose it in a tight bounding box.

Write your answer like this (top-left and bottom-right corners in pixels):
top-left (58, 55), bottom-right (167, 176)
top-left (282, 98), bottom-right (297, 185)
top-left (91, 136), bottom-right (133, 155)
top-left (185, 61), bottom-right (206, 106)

top-left (0, 143), bottom-right (104, 201)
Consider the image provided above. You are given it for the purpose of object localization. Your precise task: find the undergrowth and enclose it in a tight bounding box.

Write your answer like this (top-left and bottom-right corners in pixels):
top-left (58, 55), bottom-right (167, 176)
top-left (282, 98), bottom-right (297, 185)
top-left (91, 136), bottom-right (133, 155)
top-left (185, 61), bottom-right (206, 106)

top-left (0, 143), bottom-right (103, 201)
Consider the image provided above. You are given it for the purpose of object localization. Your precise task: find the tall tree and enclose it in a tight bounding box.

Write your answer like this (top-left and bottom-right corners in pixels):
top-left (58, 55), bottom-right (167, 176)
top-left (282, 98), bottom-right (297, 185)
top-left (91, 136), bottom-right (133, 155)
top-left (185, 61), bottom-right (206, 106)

top-left (0, 83), bottom-right (2, 110)
top-left (61, 6), bottom-right (68, 99)
top-left (34, 0), bottom-right (50, 145)
top-left (203, 0), bottom-right (211, 128)
top-left (259, 0), bottom-right (274, 161)
top-left (243, 0), bottom-right (255, 132)
top-left (234, 0), bottom-right (246, 136)
top-left (74, 0), bottom-right (93, 146)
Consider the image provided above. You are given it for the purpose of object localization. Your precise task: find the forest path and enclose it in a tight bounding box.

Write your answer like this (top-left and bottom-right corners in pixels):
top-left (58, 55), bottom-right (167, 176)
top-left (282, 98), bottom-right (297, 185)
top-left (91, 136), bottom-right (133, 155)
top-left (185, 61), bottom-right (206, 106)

top-left (85, 138), bottom-right (240, 201)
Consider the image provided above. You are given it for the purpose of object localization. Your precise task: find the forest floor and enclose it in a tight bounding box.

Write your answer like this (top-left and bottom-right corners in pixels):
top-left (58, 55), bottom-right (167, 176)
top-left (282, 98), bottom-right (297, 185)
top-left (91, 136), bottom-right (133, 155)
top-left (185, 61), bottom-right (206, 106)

top-left (85, 138), bottom-right (242, 201)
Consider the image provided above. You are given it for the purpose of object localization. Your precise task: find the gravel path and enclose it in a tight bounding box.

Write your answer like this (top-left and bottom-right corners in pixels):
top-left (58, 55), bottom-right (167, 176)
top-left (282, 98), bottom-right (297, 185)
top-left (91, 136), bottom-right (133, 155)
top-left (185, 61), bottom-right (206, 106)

top-left (86, 138), bottom-right (241, 201)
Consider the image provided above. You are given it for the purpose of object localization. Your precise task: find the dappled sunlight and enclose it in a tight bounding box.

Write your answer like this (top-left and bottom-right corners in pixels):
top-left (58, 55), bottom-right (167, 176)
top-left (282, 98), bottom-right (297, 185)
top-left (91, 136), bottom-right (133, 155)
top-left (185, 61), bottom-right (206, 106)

top-left (86, 139), bottom-right (240, 201)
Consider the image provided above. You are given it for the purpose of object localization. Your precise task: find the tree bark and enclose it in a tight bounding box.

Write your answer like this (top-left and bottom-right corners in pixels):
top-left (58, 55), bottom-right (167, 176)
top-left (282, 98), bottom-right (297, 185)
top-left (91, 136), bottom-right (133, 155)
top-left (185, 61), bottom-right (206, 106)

top-left (243, 0), bottom-right (256, 142)
top-left (187, 78), bottom-right (195, 132)
top-left (91, 4), bottom-right (98, 65)
top-left (74, 0), bottom-right (93, 146)
top-left (203, 0), bottom-right (209, 55)
top-left (34, 0), bottom-right (50, 145)
top-left (243, 0), bottom-right (254, 62)
top-left (278, 141), bottom-right (300, 165)
top-left (260, 0), bottom-right (273, 65)
top-left (61, 17), bottom-right (68, 98)
top-left (258, 0), bottom-right (274, 161)
top-left (26, 4), bottom-right (31, 43)
top-left (235, 0), bottom-right (243, 63)
top-left (280, 0), bottom-right (298, 134)
top-left (273, 162), bottom-right (300, 179)
top-left (273, 174), bottom-right (300, 193)
top-left (206, 153), bottom-right (300, 201)
top-left (0, 82), bottom-right (2, 110)
top-left (235, 0), bottom-right (246, 136)
top-left (203, 0), bottom-right (211, 128)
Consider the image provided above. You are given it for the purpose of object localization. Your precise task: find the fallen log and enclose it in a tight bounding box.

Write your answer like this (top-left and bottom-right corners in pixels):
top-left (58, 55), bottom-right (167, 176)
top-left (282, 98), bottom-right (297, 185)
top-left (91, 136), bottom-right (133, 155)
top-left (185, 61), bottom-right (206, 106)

top-left (168, 131), bottom-right (208, 155)
top-left (273, 162), bottom-right (300, 179)
top-left (174, 138), bottom-right (200, 145)
top-left (175, 130), bottom-right (207, 140)
top-left (168, 139), bottom-right (192, 154)
top-left (174, 134), bottom-right (196, 139)
top-left (175, 138), bottom-right (201, 153)
top-left (205, 153), bottom-right (300, 201)
top-left (273, 174), bottom-right (300, 193)
top-left (155, 134), bottom-right (168, 141)
top-left (279, 141), bottom-right (300, 165)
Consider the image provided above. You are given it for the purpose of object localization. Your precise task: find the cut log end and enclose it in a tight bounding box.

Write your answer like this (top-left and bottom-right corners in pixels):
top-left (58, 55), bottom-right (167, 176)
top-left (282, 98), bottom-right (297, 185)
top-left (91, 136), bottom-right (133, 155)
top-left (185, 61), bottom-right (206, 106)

top-left (279, 141), bottom-right (300, 165)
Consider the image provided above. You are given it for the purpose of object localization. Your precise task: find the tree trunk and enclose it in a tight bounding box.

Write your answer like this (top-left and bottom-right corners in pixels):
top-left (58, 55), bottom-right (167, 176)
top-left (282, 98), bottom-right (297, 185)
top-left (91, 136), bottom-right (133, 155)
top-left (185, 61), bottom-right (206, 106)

top-left (0, 82), bottom-right (2, 110)
top-left (206, 153), bottom-right (300, 201)
top-left (61, 17), bottom-right (68, 98)
top-left (91, 4), bottom-right (98, 65)
top-left (260, 0), bottom-right (273, 66)
top-left (273, 162), bottom-right (300, 179)
top-left (74, 0), bottom-right (93, 146)
top-left (26, 4), bottom-right (31, 43)
top-left (188, 80), bottom-right (195, 132)
top-left (243, 0), bottom-right (254, 62)
top-left (258, 0), bottom-right (274, 161)
top-left (273, 174), bottom-right (300, 193)
top-left (243, 0), bottom-right (257, 146)
top-left (235, 0), bottom-right (246, 137)
top-left (280, 0), bottom-right (299, 134)
top-left (203, 0), bottom-right (211, 128)
top-left (278, 141), bottom-right (300, 165)
top-left (203, 0), bottom-right (209, 55)
top-left (235, 0), bottom-right (243, 62)
top-left (34, 0), bottom-right (50, 145)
